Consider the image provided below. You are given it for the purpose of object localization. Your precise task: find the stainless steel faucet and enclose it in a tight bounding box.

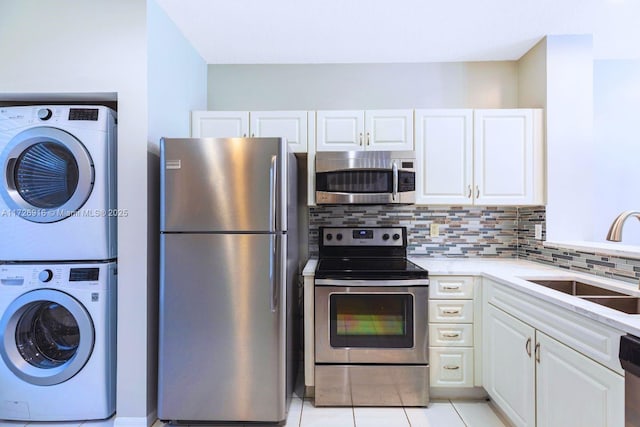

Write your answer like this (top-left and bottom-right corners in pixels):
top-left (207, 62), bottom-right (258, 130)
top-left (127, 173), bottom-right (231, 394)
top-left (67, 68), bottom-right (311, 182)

top-left (606, 211), bottom-right (640, 242)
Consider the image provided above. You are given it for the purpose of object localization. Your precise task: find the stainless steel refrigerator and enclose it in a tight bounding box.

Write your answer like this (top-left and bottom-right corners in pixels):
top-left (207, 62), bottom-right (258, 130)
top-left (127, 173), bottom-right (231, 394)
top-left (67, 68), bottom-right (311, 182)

top-left (157, 137), bottom-right (298, 423)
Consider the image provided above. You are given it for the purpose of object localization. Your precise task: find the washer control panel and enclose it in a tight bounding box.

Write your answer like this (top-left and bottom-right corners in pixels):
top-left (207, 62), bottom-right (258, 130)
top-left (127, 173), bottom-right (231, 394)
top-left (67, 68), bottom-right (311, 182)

top-left (0, 264), bottom-right (104, 287)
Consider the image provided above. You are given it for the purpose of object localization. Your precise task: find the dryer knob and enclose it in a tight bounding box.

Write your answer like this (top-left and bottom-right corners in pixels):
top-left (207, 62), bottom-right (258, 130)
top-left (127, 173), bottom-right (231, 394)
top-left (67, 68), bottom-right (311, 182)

top-left (37, 108), bottom-right (53, 121)
top-left (38, 269), bottom-right (53, 283)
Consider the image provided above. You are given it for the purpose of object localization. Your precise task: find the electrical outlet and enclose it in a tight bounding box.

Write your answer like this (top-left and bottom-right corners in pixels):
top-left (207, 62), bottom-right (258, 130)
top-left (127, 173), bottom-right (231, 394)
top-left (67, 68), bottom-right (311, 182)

top-left (430, 223), bottom-right (440, 238)
top-left (535, 224), bottom-right (543, 240)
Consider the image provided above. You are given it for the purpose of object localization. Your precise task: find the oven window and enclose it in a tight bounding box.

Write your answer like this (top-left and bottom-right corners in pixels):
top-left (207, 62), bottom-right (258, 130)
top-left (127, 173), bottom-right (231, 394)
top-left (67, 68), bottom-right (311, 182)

top-left (316, 171), bottom-right (392, 193)
top-left (329, 294), bottom-right (413, 348)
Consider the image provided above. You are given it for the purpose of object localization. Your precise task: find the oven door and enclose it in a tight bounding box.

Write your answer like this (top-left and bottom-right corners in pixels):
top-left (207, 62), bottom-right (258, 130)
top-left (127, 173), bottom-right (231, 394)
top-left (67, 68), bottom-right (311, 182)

top-left (315, 284), bottom-right (428, 364)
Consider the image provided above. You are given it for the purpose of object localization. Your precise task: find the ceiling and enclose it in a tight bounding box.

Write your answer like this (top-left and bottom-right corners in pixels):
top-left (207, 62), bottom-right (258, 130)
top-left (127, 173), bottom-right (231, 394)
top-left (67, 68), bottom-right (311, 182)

top-left (155, 0), bottom-right (640, 64)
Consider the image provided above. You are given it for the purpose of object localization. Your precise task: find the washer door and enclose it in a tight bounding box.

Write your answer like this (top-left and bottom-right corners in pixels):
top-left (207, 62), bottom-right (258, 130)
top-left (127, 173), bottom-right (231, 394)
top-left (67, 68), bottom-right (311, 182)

top-left (0, 289), bottom-right (95, 385)
top-left (1, 127), bottom-right (94, 223)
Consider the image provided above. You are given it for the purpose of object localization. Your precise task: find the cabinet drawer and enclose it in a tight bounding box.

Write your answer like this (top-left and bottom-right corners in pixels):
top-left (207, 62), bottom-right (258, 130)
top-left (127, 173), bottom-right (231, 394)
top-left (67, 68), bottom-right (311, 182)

top-left (429, 323), bottom-right (474, 347)
top-left (429, 347), bottom-right (474, 387)
top-left (429, 276), bottom-right (475, 299)
top-left (429, 300), bottom-right (474, 323)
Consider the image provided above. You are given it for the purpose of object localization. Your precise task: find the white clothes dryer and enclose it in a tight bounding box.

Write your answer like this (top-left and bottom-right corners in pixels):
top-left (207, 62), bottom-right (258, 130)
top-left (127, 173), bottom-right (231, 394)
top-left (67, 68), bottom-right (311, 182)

top-left (0, 261), bottom-right (116, 421)
top-left (0, 105), bottom-right (117, 261)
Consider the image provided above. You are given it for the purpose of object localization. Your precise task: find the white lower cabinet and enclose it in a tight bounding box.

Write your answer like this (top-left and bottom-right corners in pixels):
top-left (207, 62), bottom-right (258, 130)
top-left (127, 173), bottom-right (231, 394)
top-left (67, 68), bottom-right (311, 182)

top-left (429, 276), bottom-right (477, 389)
top-left (483, 283), bottom-right (624, 427)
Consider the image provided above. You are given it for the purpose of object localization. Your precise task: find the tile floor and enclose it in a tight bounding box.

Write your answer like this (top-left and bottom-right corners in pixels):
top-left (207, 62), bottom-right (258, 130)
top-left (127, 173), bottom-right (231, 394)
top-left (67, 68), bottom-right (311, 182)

top-left (0, 374), bottom-right (507, 427)
top-left (285, 397), bottom-right (507, 427)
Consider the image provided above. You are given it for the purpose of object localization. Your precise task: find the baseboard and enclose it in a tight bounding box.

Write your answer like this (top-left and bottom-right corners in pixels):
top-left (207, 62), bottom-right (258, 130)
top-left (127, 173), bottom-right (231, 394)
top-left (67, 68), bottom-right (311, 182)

top-left (114, 410), bottom-right (157, 427)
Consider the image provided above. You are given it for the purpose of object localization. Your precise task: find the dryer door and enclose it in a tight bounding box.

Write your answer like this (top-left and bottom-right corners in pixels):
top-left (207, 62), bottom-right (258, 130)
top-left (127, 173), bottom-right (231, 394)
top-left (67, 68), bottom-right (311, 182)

top-left (0, 289), bottom-right (95, 385)
top-left (0, 126), bottom-right (94, 223)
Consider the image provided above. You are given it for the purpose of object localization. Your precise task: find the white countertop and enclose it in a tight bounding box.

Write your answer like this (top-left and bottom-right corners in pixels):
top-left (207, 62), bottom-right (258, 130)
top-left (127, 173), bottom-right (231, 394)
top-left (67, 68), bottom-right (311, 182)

top-left (303, 257), bottom-right (640, 337)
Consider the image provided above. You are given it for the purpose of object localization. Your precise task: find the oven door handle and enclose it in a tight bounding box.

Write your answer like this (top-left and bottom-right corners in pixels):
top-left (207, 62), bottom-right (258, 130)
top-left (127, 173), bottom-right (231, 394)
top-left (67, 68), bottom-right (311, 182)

top-left (314, 278), bottom-right (429, 287)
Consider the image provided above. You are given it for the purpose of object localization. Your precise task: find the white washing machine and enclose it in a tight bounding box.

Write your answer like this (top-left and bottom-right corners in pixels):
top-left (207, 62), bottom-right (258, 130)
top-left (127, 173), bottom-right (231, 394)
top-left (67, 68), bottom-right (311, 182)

top-left (0, 261), bottom-right (116, 421)
top-left (0, 105), bottom-right (117, 261)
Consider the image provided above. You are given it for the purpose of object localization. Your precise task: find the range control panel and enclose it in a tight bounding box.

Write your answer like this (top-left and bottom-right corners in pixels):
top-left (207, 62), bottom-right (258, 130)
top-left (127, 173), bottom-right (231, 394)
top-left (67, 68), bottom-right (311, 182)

top-left (321, 227), bottom-right (406, 247)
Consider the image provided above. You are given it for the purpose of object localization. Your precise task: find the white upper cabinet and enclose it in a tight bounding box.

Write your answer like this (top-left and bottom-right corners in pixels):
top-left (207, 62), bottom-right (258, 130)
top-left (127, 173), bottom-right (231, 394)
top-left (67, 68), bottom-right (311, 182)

top-left (191, 110), bottom-right (310, 153)
top-left (191, 111), bottom-right (249, 138)
top-left (415, 108), bottom-right (544, 206)
top-left (474, 109), bottom-right (544, 205)
top-left (316, 109), bottom-right (413, 152)
top-left (415, 110), bottom-right (473, 205)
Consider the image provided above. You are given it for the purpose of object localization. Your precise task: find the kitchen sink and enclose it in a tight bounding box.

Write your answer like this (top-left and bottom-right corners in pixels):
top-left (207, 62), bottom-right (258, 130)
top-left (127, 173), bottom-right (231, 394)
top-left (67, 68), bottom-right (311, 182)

top-left (581, 297), bottom-right (640, 314)
top-left (525, 279), bottom-right (640, 314)
top-left (527, 279), bottom-right (628, 296)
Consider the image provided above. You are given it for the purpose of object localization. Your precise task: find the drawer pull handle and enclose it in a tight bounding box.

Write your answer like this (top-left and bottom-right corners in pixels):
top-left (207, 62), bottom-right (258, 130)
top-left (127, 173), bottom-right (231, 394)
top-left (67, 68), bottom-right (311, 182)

top-left (535, 342), bottom-right (541, 363)
top-left (442, 332), bottom-right (461, 338)
top-left (442, 309), bottom-right (461, 314)
top-left (442, 285), bottom-right (461, 290)
top-left (443, 365), bottom-right (460, 370)
top-left (526, 337), bottom-right (532, 357)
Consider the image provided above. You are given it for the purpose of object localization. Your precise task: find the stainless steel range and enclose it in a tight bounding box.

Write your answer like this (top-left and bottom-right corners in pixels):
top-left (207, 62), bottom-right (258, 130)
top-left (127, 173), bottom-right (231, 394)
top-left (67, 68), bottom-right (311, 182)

top-left (314, 227), bottom-right (429, 407)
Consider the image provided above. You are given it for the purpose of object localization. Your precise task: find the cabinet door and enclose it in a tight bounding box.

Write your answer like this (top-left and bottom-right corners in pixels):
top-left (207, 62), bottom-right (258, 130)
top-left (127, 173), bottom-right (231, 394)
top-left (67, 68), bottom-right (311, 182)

top-left (473, 109), bottom-right (543, 205)
top-left (415, 110), bottom-right (473, 205)
top-left (365, 109), bottom-right (414, 151)
top-left (316, 110), bottom-right (365, 151)
top-left (191, 111), bottom-right (249, 138)
top-left (250, 111), bottom-right (309, 153)
top-left (536, 331), bottom-right (624, 427)
top-left (483, 304), bottom-right (535, 427)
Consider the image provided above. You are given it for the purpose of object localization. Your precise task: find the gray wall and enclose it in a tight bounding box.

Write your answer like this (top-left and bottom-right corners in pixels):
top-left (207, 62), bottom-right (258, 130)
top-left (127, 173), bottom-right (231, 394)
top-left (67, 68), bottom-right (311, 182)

top-left (207, 62), bottom-right (519, 110)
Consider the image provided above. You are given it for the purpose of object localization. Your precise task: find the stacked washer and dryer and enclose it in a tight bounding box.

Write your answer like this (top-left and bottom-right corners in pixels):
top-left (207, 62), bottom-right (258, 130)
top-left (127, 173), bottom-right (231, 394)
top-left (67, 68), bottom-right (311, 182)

top-left (0, 105), bottom-right (117, 421)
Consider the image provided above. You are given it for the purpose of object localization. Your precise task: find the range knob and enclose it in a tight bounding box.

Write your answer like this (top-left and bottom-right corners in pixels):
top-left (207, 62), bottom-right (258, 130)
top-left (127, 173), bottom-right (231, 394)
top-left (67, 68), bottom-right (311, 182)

top-left (37, 108), bottom-right (53, 121)
top-left (392, 233), bottom-right (401, 241)
top-left (326, 233), bottom-right (333, 241)
top-left (382, 233), bottom-right (390, 241)
top-left (336, 233), bottom-right (343, 241)
top-left (38, 269), bottom-right (53, 283)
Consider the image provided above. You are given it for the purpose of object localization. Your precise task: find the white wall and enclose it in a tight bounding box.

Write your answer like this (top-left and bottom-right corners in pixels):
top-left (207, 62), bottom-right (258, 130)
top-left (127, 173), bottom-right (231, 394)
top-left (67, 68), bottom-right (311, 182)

top-left (146, 0), bottom-right (207, 416)
top-left (0, 0), bottom-right (151, 422)
top-left (593, 60), bottom-right (640, 244)
top-left (544, 35), bottom-right (595, 242)
top-left (207, 62), bottom-right (519, 110)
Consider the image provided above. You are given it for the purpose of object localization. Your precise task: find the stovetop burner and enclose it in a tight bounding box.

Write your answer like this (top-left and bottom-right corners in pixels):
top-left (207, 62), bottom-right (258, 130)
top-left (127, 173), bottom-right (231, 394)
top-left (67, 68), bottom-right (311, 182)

top-left (316, 227), bottom-right (428, 280)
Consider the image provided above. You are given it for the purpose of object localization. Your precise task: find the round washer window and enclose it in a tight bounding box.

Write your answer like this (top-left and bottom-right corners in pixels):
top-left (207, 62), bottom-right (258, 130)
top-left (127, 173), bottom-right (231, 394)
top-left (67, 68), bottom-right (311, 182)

top-left (14, 142), bottom-right (80, 209)
top-left (15, 301), bottom-right (80, 369)
top-left (0, 127), bottom-right (94, 223)
top-left (0, 289), bottom-right (95, 386)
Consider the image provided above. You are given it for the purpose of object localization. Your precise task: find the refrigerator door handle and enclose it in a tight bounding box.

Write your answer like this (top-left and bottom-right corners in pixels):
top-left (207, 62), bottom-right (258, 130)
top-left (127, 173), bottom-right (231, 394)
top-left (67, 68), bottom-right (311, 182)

top-left (270, 155), bottom-right (277, 232)
top-left (270, 234), bottom-right (279, 312)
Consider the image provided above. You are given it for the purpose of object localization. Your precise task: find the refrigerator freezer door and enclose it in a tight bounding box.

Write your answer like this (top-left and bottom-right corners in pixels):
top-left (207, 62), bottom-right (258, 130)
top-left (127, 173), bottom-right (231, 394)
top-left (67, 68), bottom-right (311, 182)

top-left (160, 137), bottom-right (287, 232)
top-left (158, 233), bottom-right (287, 422)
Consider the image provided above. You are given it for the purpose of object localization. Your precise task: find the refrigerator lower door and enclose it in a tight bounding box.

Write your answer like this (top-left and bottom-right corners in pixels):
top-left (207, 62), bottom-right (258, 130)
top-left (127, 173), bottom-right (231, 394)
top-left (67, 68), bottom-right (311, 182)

top-left (158, 233), bottom-right (286, 422)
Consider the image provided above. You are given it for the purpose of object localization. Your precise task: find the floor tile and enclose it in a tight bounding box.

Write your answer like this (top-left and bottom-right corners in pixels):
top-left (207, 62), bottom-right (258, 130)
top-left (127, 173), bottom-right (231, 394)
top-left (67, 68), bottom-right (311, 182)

top-left (25, 423), bottom-right (82, 427)
top-left (0, 423), bottom-right (28, 427)
top-left (353, 407), bottom-right (410, 427)
top-left (284, 397), bottom-right (303, 427)
top-left (404, 401), bottom-right (466, 427)
top-left (299, 400), bottom-right (354, 427)
top-left (451, 401), bottom-right (507, 427)
top-left (81, 419), bottom-right (115, 427)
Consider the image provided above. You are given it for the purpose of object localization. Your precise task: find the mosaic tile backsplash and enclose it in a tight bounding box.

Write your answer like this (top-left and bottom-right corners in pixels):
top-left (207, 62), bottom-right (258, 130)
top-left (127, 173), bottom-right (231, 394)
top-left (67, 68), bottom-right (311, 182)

top-left (309, 205), bottom-right (640, 285)
top-left (309, 205), bottom-right (518, 258)
top-left (517, 206), bottom-right (640, 285)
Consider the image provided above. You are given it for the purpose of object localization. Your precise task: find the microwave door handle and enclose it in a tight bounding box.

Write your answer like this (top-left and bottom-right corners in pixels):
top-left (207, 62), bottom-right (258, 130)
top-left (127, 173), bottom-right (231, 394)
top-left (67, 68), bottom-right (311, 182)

top-left (392, 161), bottom-right (399, 201)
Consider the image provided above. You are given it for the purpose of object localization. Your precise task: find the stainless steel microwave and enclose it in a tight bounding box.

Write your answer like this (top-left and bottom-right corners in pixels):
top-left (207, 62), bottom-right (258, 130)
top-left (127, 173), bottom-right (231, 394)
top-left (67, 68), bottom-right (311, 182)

top-left (315, 151), bottom-right (416, 204)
